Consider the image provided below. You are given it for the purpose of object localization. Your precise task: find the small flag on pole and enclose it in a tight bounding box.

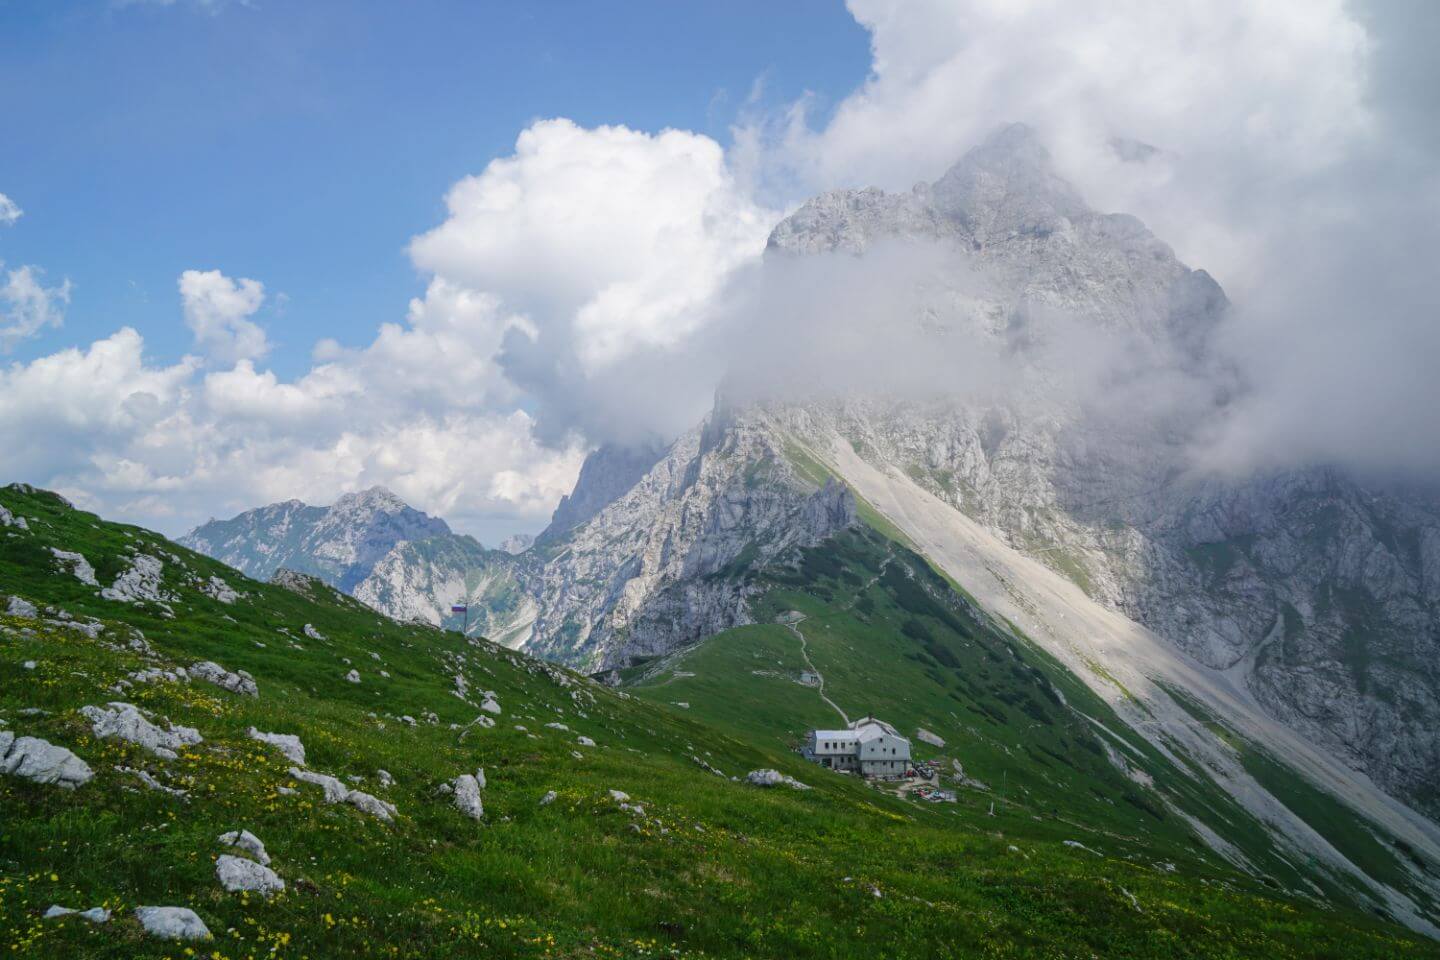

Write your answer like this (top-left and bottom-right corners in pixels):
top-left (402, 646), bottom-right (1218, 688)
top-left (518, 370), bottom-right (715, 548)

top-left (451, 604), bottom-right (468, 613)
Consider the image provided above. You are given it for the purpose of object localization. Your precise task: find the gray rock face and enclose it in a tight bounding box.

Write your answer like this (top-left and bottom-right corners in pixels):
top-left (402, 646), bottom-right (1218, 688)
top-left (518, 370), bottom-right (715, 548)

top-left (134, 906), bottom-right (211, 941)
top-left (0, 732), bottom-right (93, 788)
top-left (498, 534), bottom-right (534, 555)
top-left (352, 535), bottom-right (533, 645)
top-left (537, 441), bottom-right (667, 543)
top-left (514, 413), bottom-right (857, 671)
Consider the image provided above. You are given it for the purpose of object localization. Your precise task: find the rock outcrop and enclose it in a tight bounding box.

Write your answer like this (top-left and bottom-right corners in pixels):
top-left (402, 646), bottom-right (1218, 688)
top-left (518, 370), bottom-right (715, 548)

top-left (0, 732), bottom-right (93, 788)
top-left (191, 660), bottom-right (258, 697)
top-left (80, 702), bottom-right (202, 759)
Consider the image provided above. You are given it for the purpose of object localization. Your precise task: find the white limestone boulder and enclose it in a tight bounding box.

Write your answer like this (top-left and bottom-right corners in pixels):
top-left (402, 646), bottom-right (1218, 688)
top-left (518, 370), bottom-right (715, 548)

top-left (745, 769), bottom-right (810, 790)
top-left (5, 596), bottom-right (37, 618)
top-left (247, 728), bottom-right (305, 765)
top-left (218, 829), bottom-right (270, 865)
top-left (134, 906), bottom-right (211, 941)
top-left (50, 549), bottom-right (97, 586)
top-left (190, 661), bottom-right (258, 697)
top-left (215, 855), bottom-right (284, 896)
top-left (1, 732), bottom-right (93, 788)
top-left (80, 702), bottom-right (201, 760)
top-left (449, 773), bottom-right (485, 820)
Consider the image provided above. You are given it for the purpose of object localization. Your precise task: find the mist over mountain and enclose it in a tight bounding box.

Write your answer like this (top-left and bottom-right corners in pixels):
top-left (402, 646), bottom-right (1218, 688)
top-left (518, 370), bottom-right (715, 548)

top-left (184, 127), bottom-right (1440, 833)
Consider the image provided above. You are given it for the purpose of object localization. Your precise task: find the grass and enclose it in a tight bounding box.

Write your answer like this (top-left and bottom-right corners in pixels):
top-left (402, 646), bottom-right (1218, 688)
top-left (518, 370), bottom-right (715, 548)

top-left (628, 525), bottom-right (1440, 956)
top-left (1, 484), bottom-right (1437, 958)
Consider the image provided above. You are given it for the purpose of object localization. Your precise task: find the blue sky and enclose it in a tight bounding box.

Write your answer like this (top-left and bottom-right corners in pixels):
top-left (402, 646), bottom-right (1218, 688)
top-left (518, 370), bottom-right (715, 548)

top-left (0, 0), bottom-right (869, 375)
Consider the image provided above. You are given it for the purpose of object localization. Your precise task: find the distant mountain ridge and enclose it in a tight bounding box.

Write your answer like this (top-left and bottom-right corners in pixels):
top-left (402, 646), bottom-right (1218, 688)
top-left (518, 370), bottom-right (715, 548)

top-left (179, 487), bottom-right (532, 642)
top-left (180, 487), bottom-right (451, 592)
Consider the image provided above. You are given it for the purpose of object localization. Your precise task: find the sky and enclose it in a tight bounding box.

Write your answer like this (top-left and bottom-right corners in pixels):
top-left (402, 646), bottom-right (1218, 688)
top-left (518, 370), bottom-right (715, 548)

top-left (3, 0), bottom-right (1437, 543)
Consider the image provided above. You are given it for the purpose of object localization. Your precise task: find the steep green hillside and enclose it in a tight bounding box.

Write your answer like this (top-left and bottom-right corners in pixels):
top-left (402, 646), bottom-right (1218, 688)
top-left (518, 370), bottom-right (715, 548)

top-left (629, 526), bottom-right (1440, 941)
top-left (2, 485), bottom-right (1435, 959)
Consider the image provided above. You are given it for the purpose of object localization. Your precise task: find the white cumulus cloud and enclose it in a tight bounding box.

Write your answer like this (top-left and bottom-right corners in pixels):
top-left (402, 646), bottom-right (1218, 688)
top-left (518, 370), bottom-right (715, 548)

top-left (0, 192), bottom-right (21, 226)
top-left (178, 269), bottom-right (270, 364)
top-left (1, 264), bottom-right (72, 353)
top-left (410, 117), bottom-right (777, 444)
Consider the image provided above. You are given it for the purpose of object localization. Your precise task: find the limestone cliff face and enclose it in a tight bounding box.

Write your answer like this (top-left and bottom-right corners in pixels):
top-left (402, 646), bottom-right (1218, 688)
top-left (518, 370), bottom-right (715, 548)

top-left (537, 442), bottom-right (667, 544)
top-left (352, 536), bottom-right (536, 648)
top-left (520, 406), bottom-right (856, 670)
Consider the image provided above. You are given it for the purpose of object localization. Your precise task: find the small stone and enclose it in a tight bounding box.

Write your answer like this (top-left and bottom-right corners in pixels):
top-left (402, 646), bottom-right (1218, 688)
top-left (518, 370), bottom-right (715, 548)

top-left (190, 661), bottom-right (259, 697)
top-left (6, 596), bottom-right (37, 618)
top-left (248, 728), bottom-right (306, 765)
top-left (218, 829), bottom-right (270, 865)
top-left (215, 855), bottom-right (284, 896)
top-left (345, 669), bottom-right (361, 684)
top-left (539, 790), bottom-right (557, 806)
top-left (450, 774), bottom-right (484, 820)
top-left (135, 906), bottom-right (211, 940)
top-left (43, 904), bottom-right (111, 922)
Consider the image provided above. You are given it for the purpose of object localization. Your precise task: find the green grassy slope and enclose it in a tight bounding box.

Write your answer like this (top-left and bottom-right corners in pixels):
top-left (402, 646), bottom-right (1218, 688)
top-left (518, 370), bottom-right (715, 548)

top-left (1, 484), bottom-right (1435, 959)
top-left (631, 526), bottom-right (1440, 951)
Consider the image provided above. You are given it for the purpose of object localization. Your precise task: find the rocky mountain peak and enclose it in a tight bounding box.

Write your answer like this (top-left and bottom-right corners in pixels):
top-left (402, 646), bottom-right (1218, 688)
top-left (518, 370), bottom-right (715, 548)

top-left (330, 485), bottom-right (412, 516)
top-left (180, 486), bottom-right (451, 593)
top-left (926, 122), bottom-right (1089, 239)
top-left (538, 441), bottom-right (668, 543)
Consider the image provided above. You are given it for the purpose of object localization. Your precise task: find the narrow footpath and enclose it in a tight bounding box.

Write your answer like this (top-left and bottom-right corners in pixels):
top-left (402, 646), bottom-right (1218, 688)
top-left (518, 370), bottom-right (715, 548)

top-left (781, 544), bottom-right (896, 728)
